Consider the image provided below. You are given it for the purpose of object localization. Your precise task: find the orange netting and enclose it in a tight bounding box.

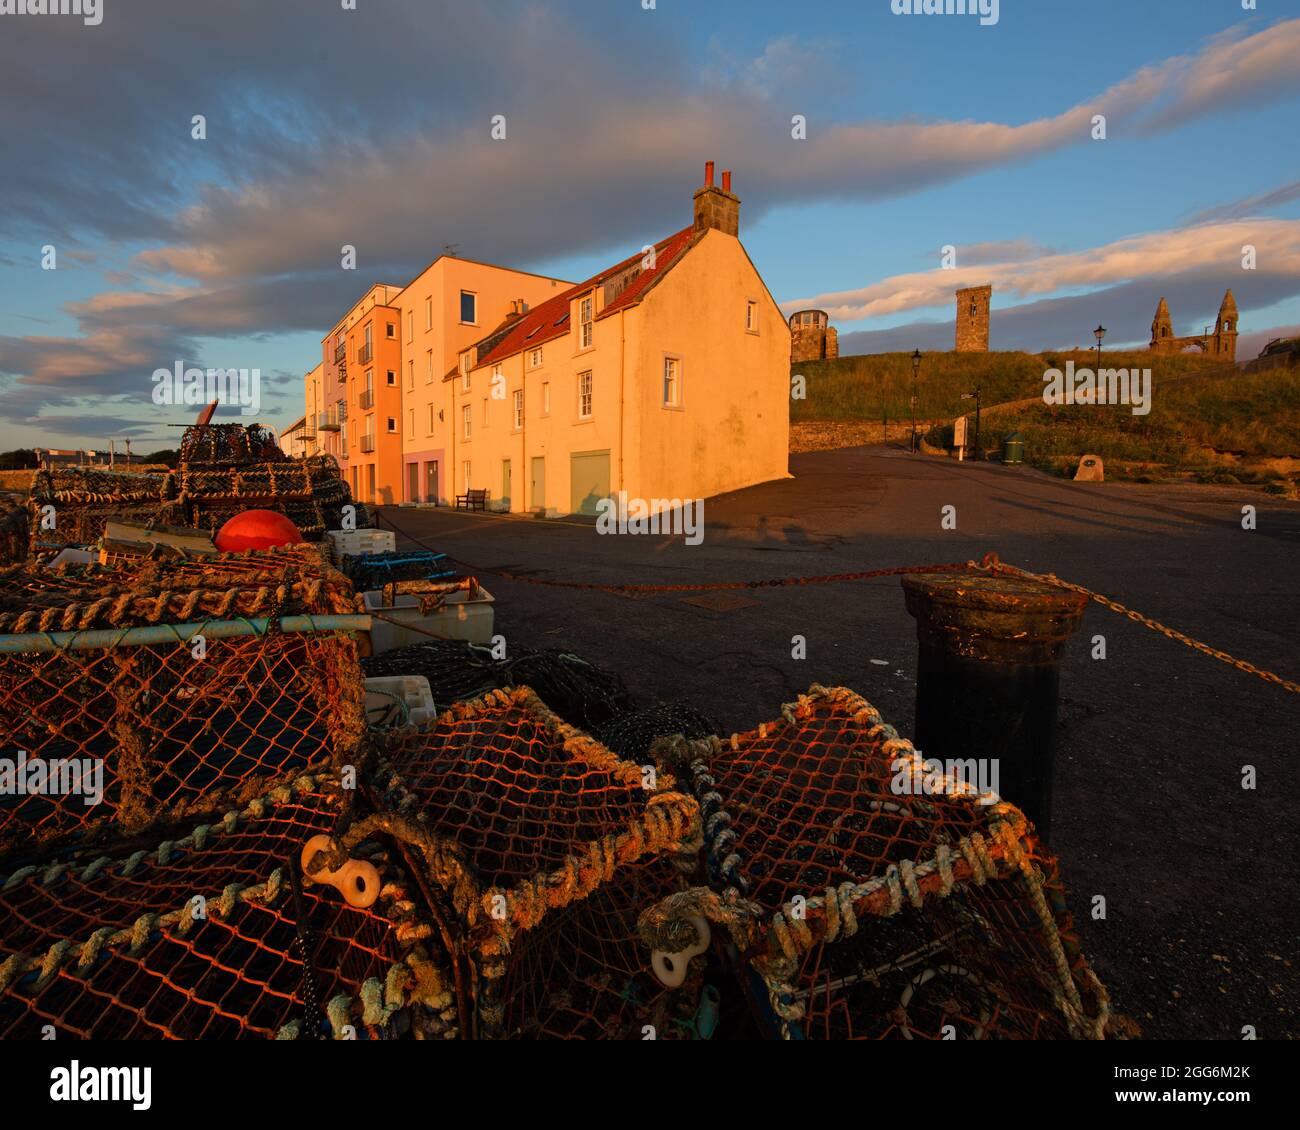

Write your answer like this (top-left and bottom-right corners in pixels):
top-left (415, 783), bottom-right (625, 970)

top-left (0, 771), bottom-right (456, 1039)
top-left (371, 686), bottom-right (704, 1038)
top-left (0, 563), bottom-right (365, 863)
top-left (640, 685), bottom-right (1111, 1041)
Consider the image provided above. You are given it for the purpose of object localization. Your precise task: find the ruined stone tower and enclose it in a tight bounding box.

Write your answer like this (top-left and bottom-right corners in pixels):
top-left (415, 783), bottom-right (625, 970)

top-left (789, 309), bottom-right (838, 363)
top-left (955, 285), bottom-right (992, 352)
top-left (1149, 290), bottom-right (1238, 361)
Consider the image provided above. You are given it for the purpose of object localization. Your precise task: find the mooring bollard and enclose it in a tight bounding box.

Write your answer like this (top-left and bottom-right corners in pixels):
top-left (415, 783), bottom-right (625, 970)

top-left (901, 570), bottom-right (1087, 841)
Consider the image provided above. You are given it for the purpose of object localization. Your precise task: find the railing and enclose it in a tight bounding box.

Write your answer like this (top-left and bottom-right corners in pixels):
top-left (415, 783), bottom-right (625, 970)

top-left (317, 411), bottom-right (340, 431)
top-left (358, 342), bottom-right (373, 365)
top-left (360, 434), bottom-right (376, 453)
top-left (334, 341), bottom-right (346, 363)
top-left (359, 389), bottom-right (375, 410)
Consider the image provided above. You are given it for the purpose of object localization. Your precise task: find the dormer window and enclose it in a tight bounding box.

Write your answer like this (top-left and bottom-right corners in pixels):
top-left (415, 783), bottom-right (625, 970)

top-left (460, 354), bottom-right (472, 390)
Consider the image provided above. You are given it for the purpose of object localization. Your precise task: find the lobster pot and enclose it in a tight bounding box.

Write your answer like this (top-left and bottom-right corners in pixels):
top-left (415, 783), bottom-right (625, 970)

top-left (186, 496), bottom-right (327, 540)
top-left (375, 687), bottom-right (704, 1039)
top-left (178, 424), bottom-right (283, 466)
top-left (180, 462), bottom-right (312, 501)
top-left (0, 497), bottom-right (30, 566)
top-left (0, 772), bottom-right (456, 1039)
top-left (642, 685), bottom-right (1111, 1041)
top-left (0, 576), bottom-right (365, 864)
top-left (27, 499), bottom-right (181, 552)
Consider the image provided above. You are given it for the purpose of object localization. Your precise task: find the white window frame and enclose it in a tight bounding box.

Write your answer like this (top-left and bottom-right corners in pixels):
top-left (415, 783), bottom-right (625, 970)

top-left (461, 354), bottom-right (472, 391)
top-left (460, 290), bottom-right (477, 326)
top-left (462, 403), bottom-right (472, 439)
top-left (425, 296), bottom-right (433, 332)
top-left (663, 355), bottom-right (682, 409)
top-left (513, 389), bottom-right (524, 430)
top-left (426, 349), bottom-right (434, 384)
top-left (579, 297), bottom-right (593, 350)
top-left (529, 346), bottom-right (543, 369)
top-left (577, 370), bottom-right (593, 420)
top-left (388, 416), bottom-right (397, 434)
top-left (407, 311), bottom-right (413, 343)
top-left (745, 299), bottom-right (759, 334)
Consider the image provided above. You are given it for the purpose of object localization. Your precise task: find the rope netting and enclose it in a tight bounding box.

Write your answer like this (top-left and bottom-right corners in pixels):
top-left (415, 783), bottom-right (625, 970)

top-left (361, 640), bottom-right (633, 731)
top-left (371, 687), bottom-right (703, 1038)
top-left (640, 685), bottom-right (1110, 1041)
top-left (0, 567), bottom-right (365, 863)
top-left (597, 702), bottom-right (721, 764)
top-left (0, 497), bottom-right (27, 567)
top-left (0, 771), bottom-right (457, 1039)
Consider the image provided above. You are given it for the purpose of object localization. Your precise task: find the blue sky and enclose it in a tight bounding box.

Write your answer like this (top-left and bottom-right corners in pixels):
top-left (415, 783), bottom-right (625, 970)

top-left (1, 0), bottom-right (1298, 451)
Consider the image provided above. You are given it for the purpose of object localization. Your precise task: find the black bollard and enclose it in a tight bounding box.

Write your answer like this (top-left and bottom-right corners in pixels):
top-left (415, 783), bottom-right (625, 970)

top-left (901, 570), bottom-right (1086, 841)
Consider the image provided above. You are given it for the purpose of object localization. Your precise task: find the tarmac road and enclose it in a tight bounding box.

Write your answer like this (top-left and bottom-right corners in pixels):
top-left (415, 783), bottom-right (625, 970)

top-left (376, 444), bottom-right (1300, 1041)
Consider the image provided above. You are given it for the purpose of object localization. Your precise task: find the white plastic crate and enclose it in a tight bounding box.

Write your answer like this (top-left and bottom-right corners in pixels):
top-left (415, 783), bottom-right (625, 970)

top-left (364, 675), bottom-right (437, 728)
top-left (362, 583), bottom-right (495, 652)
top-left (324, 528), bottom-right (395, 564)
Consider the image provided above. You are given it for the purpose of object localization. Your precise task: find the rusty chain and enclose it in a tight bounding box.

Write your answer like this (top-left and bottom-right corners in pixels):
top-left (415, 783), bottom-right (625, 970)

top-left (374, 512), bottom-right (1300, 696)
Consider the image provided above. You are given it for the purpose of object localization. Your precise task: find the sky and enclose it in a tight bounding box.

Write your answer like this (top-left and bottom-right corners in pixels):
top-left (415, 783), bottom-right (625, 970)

top-left (1, 0), bottom-right (1298, 452)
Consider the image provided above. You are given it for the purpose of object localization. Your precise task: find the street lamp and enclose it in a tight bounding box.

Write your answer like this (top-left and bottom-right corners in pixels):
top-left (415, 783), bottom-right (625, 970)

top-left (910, 349), bottom-right (922, 453)
top-left (1094, 324), bottom-right (1106, 374)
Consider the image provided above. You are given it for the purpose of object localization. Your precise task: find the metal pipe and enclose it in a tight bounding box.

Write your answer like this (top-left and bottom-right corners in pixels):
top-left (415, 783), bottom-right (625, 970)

top-left (0, 614), bottom-right (372, 654)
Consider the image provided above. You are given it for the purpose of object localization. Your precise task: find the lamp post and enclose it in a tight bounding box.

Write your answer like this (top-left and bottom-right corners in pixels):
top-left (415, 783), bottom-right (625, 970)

top-left (910, 349), bottom-right (922, 453)
top-left (1094, 324), bottom-right (1106, 374)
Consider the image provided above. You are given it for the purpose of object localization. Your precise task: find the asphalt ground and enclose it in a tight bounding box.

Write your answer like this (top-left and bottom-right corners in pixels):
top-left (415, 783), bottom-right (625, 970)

top-left (374, 444), bottom-right (1300, 1040)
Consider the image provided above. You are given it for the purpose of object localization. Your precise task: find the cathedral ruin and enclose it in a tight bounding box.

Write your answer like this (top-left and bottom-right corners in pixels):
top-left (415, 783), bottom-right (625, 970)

top-left (1149, 290), bottom-right (1238, 361)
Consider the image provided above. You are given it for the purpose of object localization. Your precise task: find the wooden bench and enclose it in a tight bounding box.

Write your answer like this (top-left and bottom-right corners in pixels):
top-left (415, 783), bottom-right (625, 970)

top-left (455, 488), bottom-right (488, 511)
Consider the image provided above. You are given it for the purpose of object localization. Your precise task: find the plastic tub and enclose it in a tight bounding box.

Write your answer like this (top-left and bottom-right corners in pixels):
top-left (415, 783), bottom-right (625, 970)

top-left (324, 528), bottom-right (395, 564)
top-left (362, 583), bottom-right (495, 652)
top-left (364, 675), bottom-right (437, 728)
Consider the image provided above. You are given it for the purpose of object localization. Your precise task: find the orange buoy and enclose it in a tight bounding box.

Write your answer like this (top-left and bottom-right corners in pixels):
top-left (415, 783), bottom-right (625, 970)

top-left (214, 509), bottom-right (304, 553)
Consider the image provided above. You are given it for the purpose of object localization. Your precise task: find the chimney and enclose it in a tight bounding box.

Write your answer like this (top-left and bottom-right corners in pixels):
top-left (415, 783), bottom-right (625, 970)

top-left (693, 160), bottom-right (740, 237)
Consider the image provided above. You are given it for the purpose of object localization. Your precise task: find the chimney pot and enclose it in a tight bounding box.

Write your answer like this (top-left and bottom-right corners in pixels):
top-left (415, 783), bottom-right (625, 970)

top-left (705, 160), bottom-right (715, 187)
top-left (722, 170), bottom-right (732, 193)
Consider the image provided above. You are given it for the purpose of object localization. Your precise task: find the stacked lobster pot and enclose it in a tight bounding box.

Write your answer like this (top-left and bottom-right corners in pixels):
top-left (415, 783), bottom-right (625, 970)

top-left (364, 686), bottom-right (706, 1039)
top-left (0, 770), bottom-right (457, 1040)
top-left (638, 684), bottom-right (1112, 1040)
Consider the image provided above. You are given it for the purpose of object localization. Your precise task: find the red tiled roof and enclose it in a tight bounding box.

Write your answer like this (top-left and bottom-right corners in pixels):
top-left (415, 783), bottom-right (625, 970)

top-left (473, 226), bottom-right (696, 369)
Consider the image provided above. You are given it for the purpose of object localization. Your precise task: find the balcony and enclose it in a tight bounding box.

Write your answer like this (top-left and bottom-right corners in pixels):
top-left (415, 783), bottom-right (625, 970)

top-left (358, 342), bottom-right (373, 365)
top-left (334, 341), bottom-right (346, 363)
top-left (358, 389), bottom-right (375, 410)
top-left (317, 410), bottom-right (340, 431)
top-left (360, 434), bottom-right (376, 453)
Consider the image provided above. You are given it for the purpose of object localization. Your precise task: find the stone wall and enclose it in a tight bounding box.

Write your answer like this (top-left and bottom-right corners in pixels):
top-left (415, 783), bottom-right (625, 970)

top-left (955, 285), bottom-right (992, 352)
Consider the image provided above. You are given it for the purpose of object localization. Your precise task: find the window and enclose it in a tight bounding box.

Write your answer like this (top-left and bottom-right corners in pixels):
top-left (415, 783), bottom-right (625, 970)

top-left (408, 410), bottom-right (414, 433)
top-left (426, 350), bottom-right (434, 384)
top-left (529, 346), bottom-right (543, 368)
top-left (460, 291), bottom-right (477, 324)
top-left (425, 297), bottom-right (433, 331)
top-left (387, 416), bottom-right (397, 433)
top-left (513, 389), bottom-right (524, 430)
top-left (578, 370), bottom-right (593, 419)
top-left (365, 369), bottom-right (373, 392)
top-left (745, 300), bottom-right (758, 333)
top-left (579, 297), bottom-right (593, 349)
top-left (364, 322), bottom-right (372, 351)
top-left (427, 404), bottom-right (435, 434)
top-left (462, 404), bottom-right (472, 439)
top-left (663, 356), bottom-right (681, 407)
top-left (462, 461), bottom-right (471, 493)
top-left (460, 354), bottom-right (472, 390)
top-left (386, 322), bottom-right (395, 339)
top-left (482, 397), bottom-right (488, 426)
top-left (541, 381), bottom-right (551, 416)
top-left (387, 369), bottom-right (396, 386)
top-left (408, 360), bottom-right (414, 390)
top-left (407, 312), bottom-right (413, 343)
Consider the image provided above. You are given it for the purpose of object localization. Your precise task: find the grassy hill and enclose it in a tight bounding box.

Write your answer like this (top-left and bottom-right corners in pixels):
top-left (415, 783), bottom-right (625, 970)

top-left (791, 350), bottom-right (1233, 425)
top-left (793, 351), bottom-right (1299, 493)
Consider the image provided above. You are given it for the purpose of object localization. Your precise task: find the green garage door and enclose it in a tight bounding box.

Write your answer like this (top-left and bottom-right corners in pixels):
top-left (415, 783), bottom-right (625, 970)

top-left (570, 450), bottom-right (610, 516)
